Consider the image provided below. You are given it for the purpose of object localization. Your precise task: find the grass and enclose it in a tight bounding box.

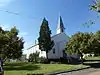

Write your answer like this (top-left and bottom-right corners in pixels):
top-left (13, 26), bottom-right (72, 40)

top-left (83, 56), bottom-right (100, 68)
top-left (85, 56), bottom-right (100, 60)
top-left (83, 56), bottom-right (100, 64)
top-left (4, 56), bottom-right (100, 75)
top-left (4, 62), bottom-right (88, 75)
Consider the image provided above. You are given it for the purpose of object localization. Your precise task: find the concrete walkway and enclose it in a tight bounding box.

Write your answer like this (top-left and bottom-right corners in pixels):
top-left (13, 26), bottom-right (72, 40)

top-left (57, 68), bottom-right (100, 75)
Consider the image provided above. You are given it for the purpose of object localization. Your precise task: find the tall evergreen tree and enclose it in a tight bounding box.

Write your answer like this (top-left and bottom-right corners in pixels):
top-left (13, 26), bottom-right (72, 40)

top-left (38, 18), bottom-right (54, 59)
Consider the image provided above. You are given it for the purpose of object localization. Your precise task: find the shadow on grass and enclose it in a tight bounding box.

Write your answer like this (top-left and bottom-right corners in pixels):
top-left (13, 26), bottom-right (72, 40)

top-left (27, 73), bottom-right (44, 75)
top-left (4, 63), bottom-right (40, 71)
top-left (83, 60), bottom-right (100, 68)
top-left (4, 62), bottom-right (29, 66)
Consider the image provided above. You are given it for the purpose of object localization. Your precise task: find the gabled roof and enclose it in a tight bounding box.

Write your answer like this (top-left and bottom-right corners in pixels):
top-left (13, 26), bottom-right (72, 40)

top-left (52, 32), bottom-right (69, 38)
top-left (27, 44), bottom-right (38, 50)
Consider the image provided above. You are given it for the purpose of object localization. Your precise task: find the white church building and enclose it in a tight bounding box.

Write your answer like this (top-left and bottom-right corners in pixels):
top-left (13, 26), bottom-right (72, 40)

top-left (27, 16), bottom-right (69, 59)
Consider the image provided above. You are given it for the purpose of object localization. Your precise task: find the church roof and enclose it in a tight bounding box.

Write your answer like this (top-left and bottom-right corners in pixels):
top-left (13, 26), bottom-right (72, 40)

top-left (52, 32), bottom-right (69, 38)
top-left (52, 32), bottom-right (63, 38)
top-left (27, 44), bottom-right (38, 50)
top-left (27, 32), bottom-right (69, 50)
top-left (27, 15), bottom-right (68, 50)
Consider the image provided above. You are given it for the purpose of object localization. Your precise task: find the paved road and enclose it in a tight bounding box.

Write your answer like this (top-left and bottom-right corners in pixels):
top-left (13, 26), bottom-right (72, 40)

top-left (57, 68), bottom-right (100, 75)
top-left (87, 71), bottom-right (100, 75)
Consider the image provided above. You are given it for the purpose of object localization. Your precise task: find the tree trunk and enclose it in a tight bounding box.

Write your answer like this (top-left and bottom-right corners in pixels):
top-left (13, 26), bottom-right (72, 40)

top-left (46, 51), bottom-right (49, 63)
top-left (46, 52), bottom-right (48, 59)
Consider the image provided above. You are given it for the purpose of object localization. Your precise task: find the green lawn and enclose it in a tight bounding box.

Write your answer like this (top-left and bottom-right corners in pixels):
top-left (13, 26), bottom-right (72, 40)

top-left (85, 56), bottom-right (100, 60)
top-left (4, 62), bottom-right (88, 75)
top-left (84, 56), bottom-right (100, 64)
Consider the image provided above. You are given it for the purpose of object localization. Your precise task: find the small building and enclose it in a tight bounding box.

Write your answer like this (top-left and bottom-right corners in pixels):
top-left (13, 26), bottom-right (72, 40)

top-left (27, 15), bottom-right (69, 59)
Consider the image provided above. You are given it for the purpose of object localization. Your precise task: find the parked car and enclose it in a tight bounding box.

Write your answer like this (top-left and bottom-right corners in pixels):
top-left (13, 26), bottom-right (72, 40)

top-left (67, 54), bottom-right (83, 64)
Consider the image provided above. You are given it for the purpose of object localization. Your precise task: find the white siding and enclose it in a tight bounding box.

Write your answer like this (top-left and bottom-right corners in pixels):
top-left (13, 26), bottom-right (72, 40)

top-left (27, 47), bottom-right (34, 58)
top-left (27, 32), bottom-right (69, 59)
top-left (27, 45), bottom-right (46, 59)
top-left (48, 32), bottom-right (69, 59)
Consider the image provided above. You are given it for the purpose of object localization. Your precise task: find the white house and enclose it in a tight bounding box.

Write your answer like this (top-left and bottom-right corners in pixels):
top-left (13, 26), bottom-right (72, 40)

top-left (27, 16), bottom-right (69, 59)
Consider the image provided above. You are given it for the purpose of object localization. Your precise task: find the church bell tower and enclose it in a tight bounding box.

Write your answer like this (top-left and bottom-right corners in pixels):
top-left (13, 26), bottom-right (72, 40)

top-left (56, 15), bottom-right (65, 34)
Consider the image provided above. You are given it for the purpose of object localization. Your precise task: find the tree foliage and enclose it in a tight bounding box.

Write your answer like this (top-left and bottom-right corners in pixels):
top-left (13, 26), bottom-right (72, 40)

top-left (93, 30), bottom-right (100, 55)
top-left (0, 26), bottom-right (24, 60)
top-left (38, 18), bottom-right (54, 59)
top-left (65, 31), bottom-right (100, 56)
top-left (82, 0), bottom-right (100, 28)
top-left (90, 0), bottom-right (100, 13)
top-left (28, 51), bottom-right (40, 63)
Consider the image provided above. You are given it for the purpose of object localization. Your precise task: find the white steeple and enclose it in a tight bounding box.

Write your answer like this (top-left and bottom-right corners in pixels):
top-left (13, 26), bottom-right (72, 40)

top-left (56, 14), bottom-right (65, 34)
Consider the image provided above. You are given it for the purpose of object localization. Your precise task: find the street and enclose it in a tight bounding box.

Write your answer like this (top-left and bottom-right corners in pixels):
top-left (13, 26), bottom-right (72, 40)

top-left (57, 68), bottom-right (100, 75)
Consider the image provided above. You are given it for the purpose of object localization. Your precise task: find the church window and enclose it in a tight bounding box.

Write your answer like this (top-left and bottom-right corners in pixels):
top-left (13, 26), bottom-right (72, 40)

top-left (53, 48), bottom-right (55, 54)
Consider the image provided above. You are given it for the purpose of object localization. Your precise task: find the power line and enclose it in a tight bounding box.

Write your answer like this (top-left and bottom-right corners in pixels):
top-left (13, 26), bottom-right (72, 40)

top-left (0, 9), bottom-right (38, 20)
top-left (0, 9), bottom-right (19, 15)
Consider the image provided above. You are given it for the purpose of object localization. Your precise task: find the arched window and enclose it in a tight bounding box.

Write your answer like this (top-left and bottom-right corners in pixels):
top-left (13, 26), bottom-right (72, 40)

top-left (53, 48), bottom-right (55, 54)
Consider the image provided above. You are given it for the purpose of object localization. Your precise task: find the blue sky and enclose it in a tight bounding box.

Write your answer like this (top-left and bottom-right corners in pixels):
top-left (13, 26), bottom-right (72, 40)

top-left (0, 0), bottom-right (100, 54)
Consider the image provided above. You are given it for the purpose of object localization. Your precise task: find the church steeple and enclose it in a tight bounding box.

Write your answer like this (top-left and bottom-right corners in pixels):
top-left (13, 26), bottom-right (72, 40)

top-left (57, 15), bottom-right (65, 34)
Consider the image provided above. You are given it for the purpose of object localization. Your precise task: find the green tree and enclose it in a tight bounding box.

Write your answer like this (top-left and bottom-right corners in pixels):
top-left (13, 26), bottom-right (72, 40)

top-left (38, 18), bottom-right (54, 60)
top-left (29, 51), bottom-right (40, 63)
top-left (93, 30), bottom-right (100, 55)
top-left (82, 0), bottom-right (100, 28)
top-left (0, 26), bottom-right (24, 60)
top-left (65, 32), bottom-right (93, 58)
top-left (90, 0), bottom-right (100, 13)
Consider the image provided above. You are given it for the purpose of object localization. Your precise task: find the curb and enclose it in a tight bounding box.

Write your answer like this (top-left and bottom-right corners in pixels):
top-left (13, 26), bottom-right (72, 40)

top-left (47, 66), bottom-right (91, 75)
